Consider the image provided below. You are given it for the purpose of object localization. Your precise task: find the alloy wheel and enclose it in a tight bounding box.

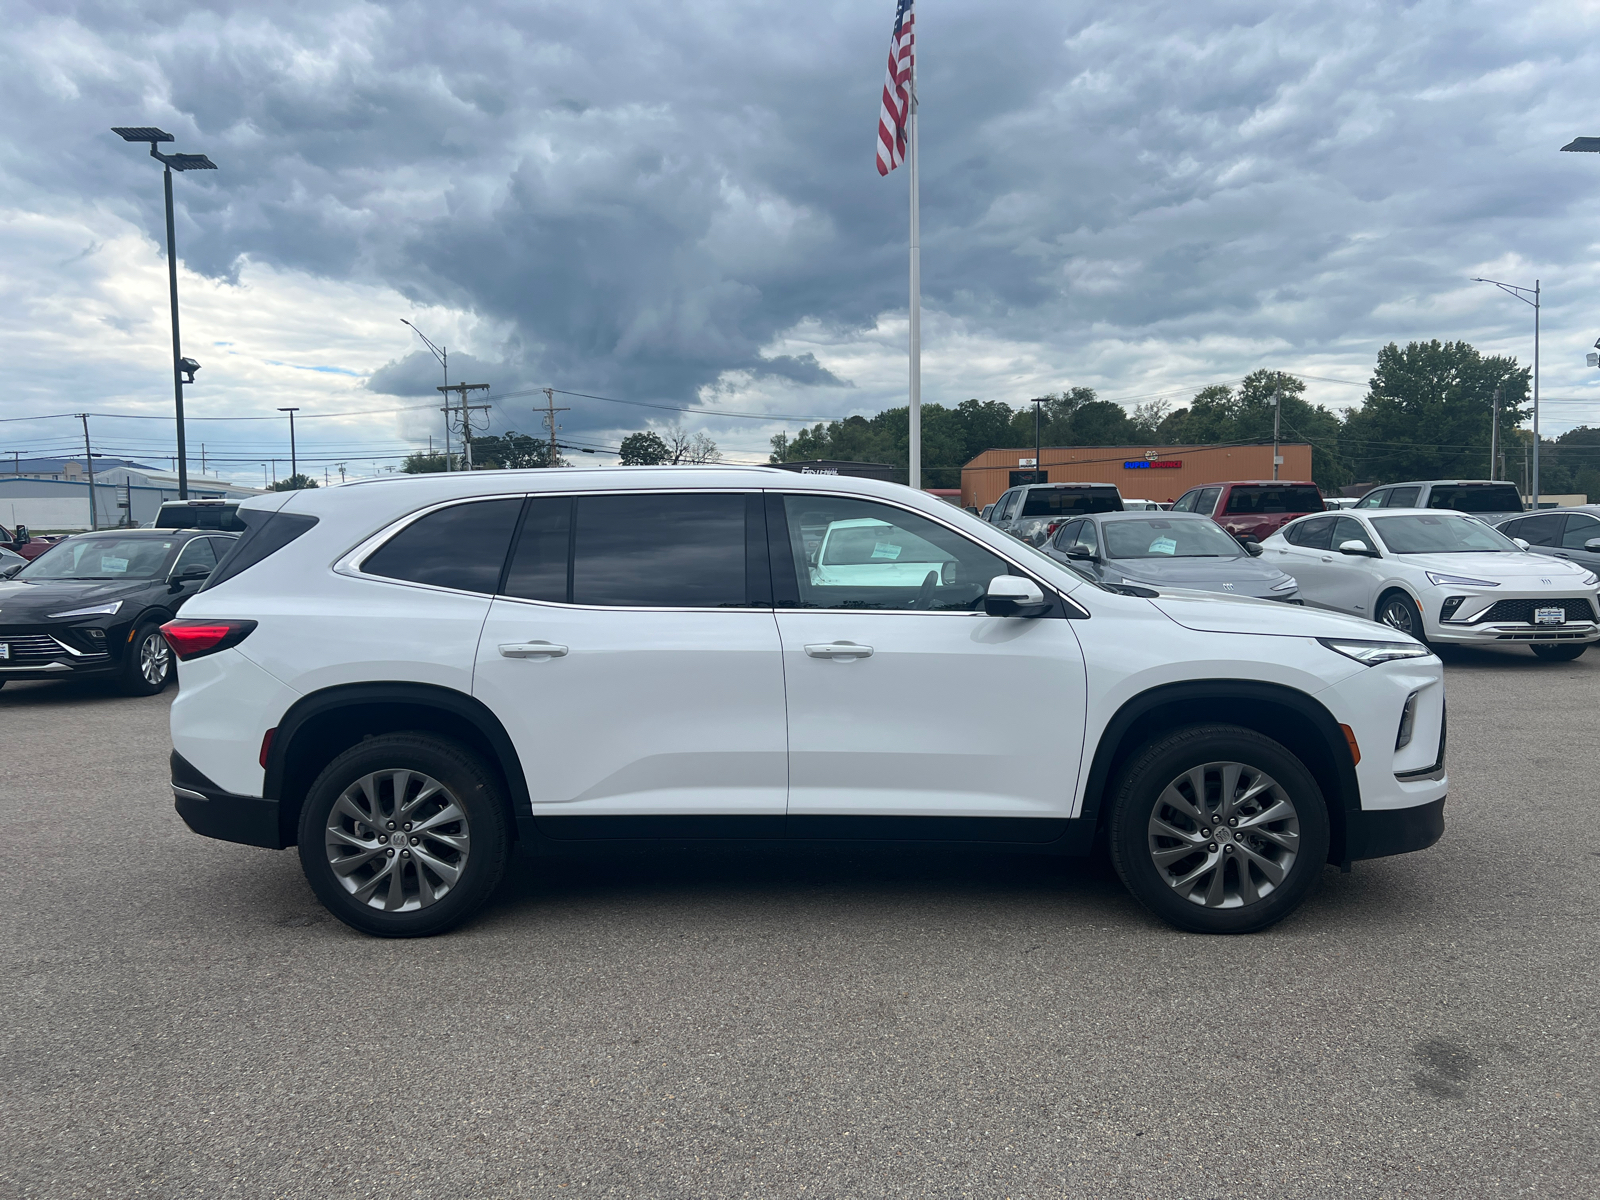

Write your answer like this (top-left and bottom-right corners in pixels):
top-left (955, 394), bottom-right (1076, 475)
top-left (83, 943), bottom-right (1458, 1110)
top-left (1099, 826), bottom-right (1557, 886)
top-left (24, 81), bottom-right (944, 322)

top-left (324, 770), bottom-right (471, 912)
top-left (140, 632), bottom-right (171, 685)
top-left (1380, 598), bottom-right (1416, 634)
top-left (1146, 761), bottom-right (1301, 909)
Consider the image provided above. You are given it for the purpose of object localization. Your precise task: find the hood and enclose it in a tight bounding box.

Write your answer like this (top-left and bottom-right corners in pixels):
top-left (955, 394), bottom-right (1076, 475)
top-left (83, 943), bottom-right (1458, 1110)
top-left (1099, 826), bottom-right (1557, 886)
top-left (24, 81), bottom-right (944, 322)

top-left (1398, 551), bottom-right (1592, 582)
top-left (1109, 557), bottom-right (1290, 586)
top-left (1149, 590), bottom-right (1395, 639)
top-left (0, 578), bottom-right (147, 620)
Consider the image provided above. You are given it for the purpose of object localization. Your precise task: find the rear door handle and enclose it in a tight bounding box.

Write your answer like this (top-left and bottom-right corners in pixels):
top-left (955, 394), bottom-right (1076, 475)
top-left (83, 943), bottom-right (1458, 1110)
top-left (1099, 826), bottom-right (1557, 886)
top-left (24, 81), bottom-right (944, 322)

top-left (499, 641), bottom-right (568, 659)
top-left (804, 642), bottom-right (873, 660)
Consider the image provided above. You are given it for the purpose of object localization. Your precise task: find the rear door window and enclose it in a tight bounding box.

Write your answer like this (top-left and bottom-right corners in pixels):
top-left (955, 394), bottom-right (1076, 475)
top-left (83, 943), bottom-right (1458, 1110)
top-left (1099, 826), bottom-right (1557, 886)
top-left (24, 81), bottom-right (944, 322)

top-left (571, 493), bottom-right (753, 608)
top-left (362, 498), bottom-right (523, 594)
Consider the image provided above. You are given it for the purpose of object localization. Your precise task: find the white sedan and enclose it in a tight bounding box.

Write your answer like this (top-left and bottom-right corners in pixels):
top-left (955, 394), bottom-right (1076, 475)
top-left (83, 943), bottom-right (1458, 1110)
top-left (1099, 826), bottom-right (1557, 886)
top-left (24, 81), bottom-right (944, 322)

top-left (1262, 508), bottom-right (1600, 660)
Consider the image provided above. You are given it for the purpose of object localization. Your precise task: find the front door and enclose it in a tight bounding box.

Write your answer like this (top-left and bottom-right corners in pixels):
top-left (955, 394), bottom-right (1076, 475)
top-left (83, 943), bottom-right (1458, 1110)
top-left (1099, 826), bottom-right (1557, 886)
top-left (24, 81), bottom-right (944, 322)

top-left (768, 493), bottom-right (1087, 839)
top-left (472, 491), bottom-right (787, 834)
top-left (1319, 516), bottom-right (1385, 616)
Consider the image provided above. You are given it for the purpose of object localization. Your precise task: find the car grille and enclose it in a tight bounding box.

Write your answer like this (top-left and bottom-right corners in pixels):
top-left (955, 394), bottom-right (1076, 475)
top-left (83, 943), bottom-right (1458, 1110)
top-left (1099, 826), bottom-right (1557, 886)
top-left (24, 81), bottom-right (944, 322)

top-left (0, 633), bottom-right (74, 663)
top-left (1470, 597), bottom-right (1598, 625)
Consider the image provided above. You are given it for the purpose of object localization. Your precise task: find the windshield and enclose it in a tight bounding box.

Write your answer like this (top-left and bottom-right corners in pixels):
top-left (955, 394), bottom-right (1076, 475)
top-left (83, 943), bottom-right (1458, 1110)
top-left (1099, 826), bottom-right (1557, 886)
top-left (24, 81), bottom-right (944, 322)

top-left (1019, 490), bottom-right (1121, 517)
top-left (1371, 514), bottom-right (1516, 555)
top-left (1103, 518), bottom-right (1244, 559)
top-left (1427, 485), bottom-right (1522, 514)
top-left (17, 535), bottom-right (178, 580)
top-left (1223, 486), bottom-right (1323, 515)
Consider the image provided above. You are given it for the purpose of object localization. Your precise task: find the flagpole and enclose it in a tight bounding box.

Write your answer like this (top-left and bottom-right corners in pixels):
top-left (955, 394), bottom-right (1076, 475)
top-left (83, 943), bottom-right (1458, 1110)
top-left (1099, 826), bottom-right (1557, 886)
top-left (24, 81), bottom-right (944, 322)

top-left (907, 58), bottom-right (921, 491)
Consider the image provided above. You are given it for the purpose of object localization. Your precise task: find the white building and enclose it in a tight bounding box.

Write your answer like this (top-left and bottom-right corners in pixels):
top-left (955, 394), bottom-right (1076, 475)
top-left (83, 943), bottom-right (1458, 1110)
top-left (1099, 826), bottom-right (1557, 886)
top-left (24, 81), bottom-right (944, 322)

top-left (0, 458), bottom-right (265, 531)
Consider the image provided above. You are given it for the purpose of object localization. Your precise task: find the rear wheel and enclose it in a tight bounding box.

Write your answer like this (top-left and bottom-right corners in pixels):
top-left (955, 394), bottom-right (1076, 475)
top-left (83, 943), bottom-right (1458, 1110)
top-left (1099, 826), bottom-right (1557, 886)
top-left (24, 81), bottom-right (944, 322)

top-left (1108, 725), bottom-right (1330, 934)
top-left (1529, 642), bottom-right (1588, 662)
top-left (119, 621), bottom-right (172, 696)
top-left (297, 733), bottom-right (510, 937)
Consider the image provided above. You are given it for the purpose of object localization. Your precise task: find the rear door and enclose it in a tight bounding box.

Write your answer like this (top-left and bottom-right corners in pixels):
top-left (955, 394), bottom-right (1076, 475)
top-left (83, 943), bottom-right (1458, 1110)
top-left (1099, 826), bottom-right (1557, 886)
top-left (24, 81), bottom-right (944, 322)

top-left (770, 492), bottom-right (1086, 837)
top-left (472, 491), bottom-right (787, 833)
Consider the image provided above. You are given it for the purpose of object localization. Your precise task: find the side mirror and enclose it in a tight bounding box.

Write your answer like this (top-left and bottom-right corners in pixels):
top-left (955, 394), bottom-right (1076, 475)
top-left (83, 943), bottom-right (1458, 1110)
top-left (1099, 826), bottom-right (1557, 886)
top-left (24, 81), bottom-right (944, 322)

top-left (1064, 543), bottom-right (1096, 561)
top-left (1243, 540), bottom-right (1264, 557)
top-left (1338, 539), bottom-right (1376, 557)
top-left (1585, 538), bottom-right (1600, 552)
top-left (0, 563), bottom-right (21, 579)
top-left (171, 565), bottom-right (211, 588)
top-left (984, 574), bottom-right (1050, 618)
top-left (1512, 538), bottom-right (1531, 551)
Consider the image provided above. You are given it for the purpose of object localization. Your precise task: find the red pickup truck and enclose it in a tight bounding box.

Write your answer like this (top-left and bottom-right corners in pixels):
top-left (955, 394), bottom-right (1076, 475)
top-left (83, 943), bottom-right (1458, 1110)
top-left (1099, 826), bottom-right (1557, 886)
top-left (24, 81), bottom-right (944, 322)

top-left (1170, 481), bottom-right (1326, 544)
top-left (0, 523), bottom-right (60, 561)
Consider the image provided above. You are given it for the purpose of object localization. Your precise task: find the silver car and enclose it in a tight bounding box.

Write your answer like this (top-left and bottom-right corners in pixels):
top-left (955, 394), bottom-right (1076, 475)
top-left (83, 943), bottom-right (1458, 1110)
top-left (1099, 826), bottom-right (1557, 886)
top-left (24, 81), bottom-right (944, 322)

top-left (1042, 511), bottom-right (1300, 600)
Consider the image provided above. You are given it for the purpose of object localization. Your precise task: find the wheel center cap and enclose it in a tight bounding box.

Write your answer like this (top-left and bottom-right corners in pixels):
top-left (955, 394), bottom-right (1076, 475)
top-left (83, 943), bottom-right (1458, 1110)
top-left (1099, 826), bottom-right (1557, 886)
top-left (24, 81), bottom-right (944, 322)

top-left (1216, 826), bottom-right (1232, 841)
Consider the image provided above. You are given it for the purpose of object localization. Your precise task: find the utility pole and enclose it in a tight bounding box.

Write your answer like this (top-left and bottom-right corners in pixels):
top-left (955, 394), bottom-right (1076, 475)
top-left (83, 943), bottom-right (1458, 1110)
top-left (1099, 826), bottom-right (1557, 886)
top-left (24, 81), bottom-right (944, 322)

top-left (78, 413), bottom-right (98, 530)
top-left (437, 384), bottom-right (491, 469)
top-left (201, 443), bottom-right (206, 475)
top-left (338, 463), bottom-right (347, 483)
top-left (1272, 388), bottom-right (1282, 481)
top-left (1028, 397), bottom-right (1048, 484)
top-left (279, 407), bottom-right (300, 484)
top-left (541, 387), bottom-right (571, 467)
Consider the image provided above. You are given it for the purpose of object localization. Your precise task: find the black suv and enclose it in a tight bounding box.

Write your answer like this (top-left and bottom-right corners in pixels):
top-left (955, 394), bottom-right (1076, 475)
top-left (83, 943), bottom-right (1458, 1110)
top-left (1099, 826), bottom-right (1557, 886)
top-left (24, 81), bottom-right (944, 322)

top-left (986, 482), bottom-right (1124, 545)
top-left (0, 528), bottom-right (236, 695)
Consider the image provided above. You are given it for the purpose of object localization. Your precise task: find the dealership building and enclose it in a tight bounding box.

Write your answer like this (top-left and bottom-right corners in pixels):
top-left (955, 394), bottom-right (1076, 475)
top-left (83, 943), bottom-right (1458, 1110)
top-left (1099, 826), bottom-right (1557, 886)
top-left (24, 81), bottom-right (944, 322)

top-left (958, 443), bottom-right (1313, 510)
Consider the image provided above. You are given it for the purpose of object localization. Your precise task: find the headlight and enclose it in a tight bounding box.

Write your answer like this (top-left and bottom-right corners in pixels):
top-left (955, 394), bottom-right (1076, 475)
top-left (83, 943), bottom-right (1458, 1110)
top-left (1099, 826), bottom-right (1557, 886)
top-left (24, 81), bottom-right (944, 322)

top-left (1270, 575), bottom-right (1298, 591)
top-left (46, 601), bottom-right (122, 618)
top-left (1425, 571), bottom-right (1500, 588)
top-left (1582, 571), bottom-right (1599, 587)
top-left (1317, 637), bottom-right (1433, 666)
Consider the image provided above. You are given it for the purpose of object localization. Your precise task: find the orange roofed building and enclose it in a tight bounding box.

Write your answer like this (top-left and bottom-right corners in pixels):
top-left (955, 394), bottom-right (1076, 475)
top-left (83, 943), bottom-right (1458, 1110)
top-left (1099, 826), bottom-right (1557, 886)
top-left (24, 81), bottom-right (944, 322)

top-left (959, 443), bottom-right (1314, 511)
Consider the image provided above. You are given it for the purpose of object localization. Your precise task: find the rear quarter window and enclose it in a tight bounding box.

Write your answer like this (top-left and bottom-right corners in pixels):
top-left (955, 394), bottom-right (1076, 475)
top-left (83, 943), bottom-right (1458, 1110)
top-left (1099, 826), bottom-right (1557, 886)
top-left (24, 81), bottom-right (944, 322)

top-left (1223, 487), bottom-right (1323, 515)
top-left (202, 512), bottom-right (320, 590)
top-left (1428, 485), bottom-right (1522, 513)
top-left (1019, 489), bottom-right (1122, 517)
top-left (361, 498), bottom-right (523, 594)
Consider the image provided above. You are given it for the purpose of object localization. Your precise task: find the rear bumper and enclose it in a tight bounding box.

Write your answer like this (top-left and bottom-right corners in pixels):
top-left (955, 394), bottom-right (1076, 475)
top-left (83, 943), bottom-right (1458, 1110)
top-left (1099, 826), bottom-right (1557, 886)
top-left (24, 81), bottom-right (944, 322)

top-left (171, 750), bottom-right (284, 849)
top-left (1342, 797), bottom-right (1445, 865)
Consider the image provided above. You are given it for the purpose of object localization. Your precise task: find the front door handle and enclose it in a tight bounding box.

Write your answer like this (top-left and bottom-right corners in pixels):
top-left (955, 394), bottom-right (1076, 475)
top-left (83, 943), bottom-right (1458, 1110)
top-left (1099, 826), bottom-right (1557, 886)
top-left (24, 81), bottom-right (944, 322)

top-left (499, 641), bottom-right (568, 659)
top-left (804, 642), bottom-right (873, 660)
top-left (1320, 556), bottom-right (1333, 562)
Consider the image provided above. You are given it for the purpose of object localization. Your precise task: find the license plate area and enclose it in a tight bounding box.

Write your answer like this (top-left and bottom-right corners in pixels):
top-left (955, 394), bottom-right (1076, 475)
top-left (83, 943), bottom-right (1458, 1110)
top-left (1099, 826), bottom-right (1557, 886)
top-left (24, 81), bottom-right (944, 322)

top-left (1534, 607), bottom-right (1565, 626)
top-left (0, 643), bottom-right (9, 660)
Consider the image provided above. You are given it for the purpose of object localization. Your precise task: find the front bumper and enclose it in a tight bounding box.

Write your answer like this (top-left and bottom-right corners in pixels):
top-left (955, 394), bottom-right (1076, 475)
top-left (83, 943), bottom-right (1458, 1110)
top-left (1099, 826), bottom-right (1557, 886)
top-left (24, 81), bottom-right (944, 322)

top-left (0, 626), bottom-right (121, 680)
top-left (1429, 591), bottom-right (1600, 645)
top-left (1430, 620), bottom-right (1599, 646)
top-left (171, 751), bottom-right (284, 850)
top-left (1343, 796), bottom-right (1445, 864)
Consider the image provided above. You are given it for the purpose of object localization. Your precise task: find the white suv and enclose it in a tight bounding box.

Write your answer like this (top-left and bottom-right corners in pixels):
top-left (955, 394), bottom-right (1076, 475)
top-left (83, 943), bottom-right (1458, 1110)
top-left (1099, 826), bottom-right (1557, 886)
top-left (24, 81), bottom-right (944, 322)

top-left (166, 468), bottom-right (1449, 937)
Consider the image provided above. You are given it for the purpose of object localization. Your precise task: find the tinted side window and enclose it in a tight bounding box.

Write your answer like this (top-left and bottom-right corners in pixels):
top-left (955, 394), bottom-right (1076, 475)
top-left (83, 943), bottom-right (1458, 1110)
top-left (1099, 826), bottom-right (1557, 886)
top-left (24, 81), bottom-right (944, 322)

top-left (502, 497), bottom-right (573, 602)
top-left (995, 491), bottom-right (1019, 521)
top-left (1561, 515), bottom-right (1600, 549)
top-left (203, 512), bottom-right (319, 591)
top-left (362, 498), bottom-right (522, 594)
top-left (1507, 513), bottom-right (1564, 546)
top-left (173, 537), bottom-right (218, 572)
top-left (1386, 487), bottom-right (1420, 507)
top-left (1333, 516), bottom-right (1374, 552)
top-left (1195, 487), bottom-right (1222, 515)
top-left (1170, 491), bottom-right (1197, 513)
top-left (779, 495), bottom-right (1006, 612)
top-left (1294, 516), bottom-right (1337, 550)
top-left (1020, 489), bottom-right (1120, 517)
top-left (1052, 519), bottom-right (1082, 549)
top-left (1354, 490), bottom-right (1386, 509)
top-left (1077, 521), bottom-right (1100, 555)
top-left (573, 493), bottom-right (749, 608)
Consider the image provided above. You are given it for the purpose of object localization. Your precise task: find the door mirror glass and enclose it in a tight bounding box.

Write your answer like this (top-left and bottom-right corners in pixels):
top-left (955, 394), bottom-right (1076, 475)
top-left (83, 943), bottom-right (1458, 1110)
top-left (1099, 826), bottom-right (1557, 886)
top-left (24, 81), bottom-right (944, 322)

top-left (1065, 543), bottom-right (1095, 560)
top-left (1338, 539), bottom-right (1374, 556)
top-left (983, 575), bottom-right (1049, 618)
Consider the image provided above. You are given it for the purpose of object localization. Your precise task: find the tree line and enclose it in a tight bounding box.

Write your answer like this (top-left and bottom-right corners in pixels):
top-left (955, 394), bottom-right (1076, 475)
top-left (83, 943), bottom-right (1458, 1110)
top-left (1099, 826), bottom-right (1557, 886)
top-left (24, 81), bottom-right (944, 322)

top-left (769, 341), bottom-right (1600, 498)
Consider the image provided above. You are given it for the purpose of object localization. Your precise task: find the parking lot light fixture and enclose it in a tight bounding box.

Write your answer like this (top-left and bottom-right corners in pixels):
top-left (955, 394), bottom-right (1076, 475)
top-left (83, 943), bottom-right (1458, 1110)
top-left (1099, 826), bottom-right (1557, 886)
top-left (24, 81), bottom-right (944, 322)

top-left (112, 126), bottom-right (218, 501)
top-left (1471, 276), bottom-right (1540, 508)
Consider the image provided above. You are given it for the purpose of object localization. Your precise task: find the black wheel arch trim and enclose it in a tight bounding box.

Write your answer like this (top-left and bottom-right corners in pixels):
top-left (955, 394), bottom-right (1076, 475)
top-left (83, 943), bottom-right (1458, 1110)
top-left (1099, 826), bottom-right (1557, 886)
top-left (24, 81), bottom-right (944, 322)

top-left (261, 681), bottom-right (532, 848)
top-left (1077, 679), bottom-right (1363, 864)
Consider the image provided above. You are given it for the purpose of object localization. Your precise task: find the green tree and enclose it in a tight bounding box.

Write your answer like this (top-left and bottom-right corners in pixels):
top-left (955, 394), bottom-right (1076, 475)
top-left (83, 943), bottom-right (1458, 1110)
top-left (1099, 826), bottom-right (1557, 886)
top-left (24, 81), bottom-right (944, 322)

top-left (1535, 426), bottom-right (1600, 500)
top-left (467, 430), bottom-right (556, 469)
top-left (1338, 341), bottom-right (1529, 484)
top-left (270, 473), bottom-right (319, 491)
top-left (401, 452), bottom-right (449, 473)
top-left (619, 431), bottom-right (672, 465)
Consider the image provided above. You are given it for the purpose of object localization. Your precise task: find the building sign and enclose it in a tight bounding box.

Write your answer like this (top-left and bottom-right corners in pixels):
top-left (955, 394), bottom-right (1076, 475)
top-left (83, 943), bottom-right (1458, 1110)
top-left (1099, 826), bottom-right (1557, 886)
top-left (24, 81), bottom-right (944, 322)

top-left (1123, 460), bottom-right (1182, 469)
top-left (1018, 457), bottom-right (1037, 467)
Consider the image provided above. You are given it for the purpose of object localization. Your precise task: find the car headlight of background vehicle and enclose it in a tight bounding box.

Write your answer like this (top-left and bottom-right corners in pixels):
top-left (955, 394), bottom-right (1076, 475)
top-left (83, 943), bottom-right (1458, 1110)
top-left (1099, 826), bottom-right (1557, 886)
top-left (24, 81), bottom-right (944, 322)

top-left (1270, 575), bottom-right (1298, 591)
top-left (1425, 571), bottom-right (1500, 588)
top-left (1582, 570), bottom-right (1599, 587)
top-left (46, 601), bottom-right (123, 619)
top-left (1318, 638), bottom-right (1433, 666)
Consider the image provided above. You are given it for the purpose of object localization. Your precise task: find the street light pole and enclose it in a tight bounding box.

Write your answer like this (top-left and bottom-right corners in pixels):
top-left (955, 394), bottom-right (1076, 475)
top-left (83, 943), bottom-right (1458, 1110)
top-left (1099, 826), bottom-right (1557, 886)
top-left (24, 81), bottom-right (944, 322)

top-left (402, 320), bottom-right (451, 470)
top-left (1471, 276), bottom-right (1540, 508)
top-left (112, 128), bottom-right (216, 501)
top-left (1029, 397), bottom-right (1049, 483)
top-left (1272, 388), bottom-right (1282, 481)
top-left (279, 407), bottom-right (300, 484)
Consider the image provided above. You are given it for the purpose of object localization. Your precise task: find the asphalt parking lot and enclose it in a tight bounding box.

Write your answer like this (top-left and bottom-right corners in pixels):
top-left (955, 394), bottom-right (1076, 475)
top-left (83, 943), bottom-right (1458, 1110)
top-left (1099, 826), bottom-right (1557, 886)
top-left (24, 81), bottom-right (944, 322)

top-left (3, 646), bottom-right (1598, 1200)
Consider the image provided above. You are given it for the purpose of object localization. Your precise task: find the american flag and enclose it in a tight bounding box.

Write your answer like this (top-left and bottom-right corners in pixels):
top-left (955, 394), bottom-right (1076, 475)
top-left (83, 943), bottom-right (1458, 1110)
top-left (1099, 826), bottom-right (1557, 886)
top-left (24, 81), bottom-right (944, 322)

top-left (876, 0), bottom-right (915, 176)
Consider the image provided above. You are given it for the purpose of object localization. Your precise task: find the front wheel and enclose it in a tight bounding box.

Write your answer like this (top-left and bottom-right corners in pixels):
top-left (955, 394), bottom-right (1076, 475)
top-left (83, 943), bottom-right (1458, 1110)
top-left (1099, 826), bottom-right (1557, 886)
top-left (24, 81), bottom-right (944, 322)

top-left (1530, 642), bottom-right (1588, 662)
top-left (1108, 725), bottom-right (1330, 934)
top-left (1376, 591), bottom-right (1427, 644)
top-left (119, 621), bottom-right (173, 696)
top-left (297, 733), bottom-right (510, 937)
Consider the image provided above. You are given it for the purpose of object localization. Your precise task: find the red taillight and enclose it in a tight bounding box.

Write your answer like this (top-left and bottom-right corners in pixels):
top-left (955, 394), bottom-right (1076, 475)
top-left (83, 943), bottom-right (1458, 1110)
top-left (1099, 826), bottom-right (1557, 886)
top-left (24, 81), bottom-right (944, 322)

top-left (159, 619), bottom-right (258, 661)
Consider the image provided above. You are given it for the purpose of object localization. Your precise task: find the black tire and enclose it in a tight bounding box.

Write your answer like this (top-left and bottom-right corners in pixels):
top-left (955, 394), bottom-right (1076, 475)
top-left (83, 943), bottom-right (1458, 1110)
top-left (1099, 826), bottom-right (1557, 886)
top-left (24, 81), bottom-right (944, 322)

top-left (119, 620), bottom-right (173, 696)
top-left (1376, 590), bottom-right (1428, 645)
top-left (1529, 642), bottom-right (1588, 662)
top-left (297, 733), bottom-right (510, 938)
top-left (1108, 724), bottom-right (1331, 934)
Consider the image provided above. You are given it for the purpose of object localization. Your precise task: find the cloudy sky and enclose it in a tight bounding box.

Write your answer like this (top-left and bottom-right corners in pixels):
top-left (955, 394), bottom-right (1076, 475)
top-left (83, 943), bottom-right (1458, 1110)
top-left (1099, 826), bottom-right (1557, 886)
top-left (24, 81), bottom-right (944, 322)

top-left (3, 0), bottom-right (1600, 483)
